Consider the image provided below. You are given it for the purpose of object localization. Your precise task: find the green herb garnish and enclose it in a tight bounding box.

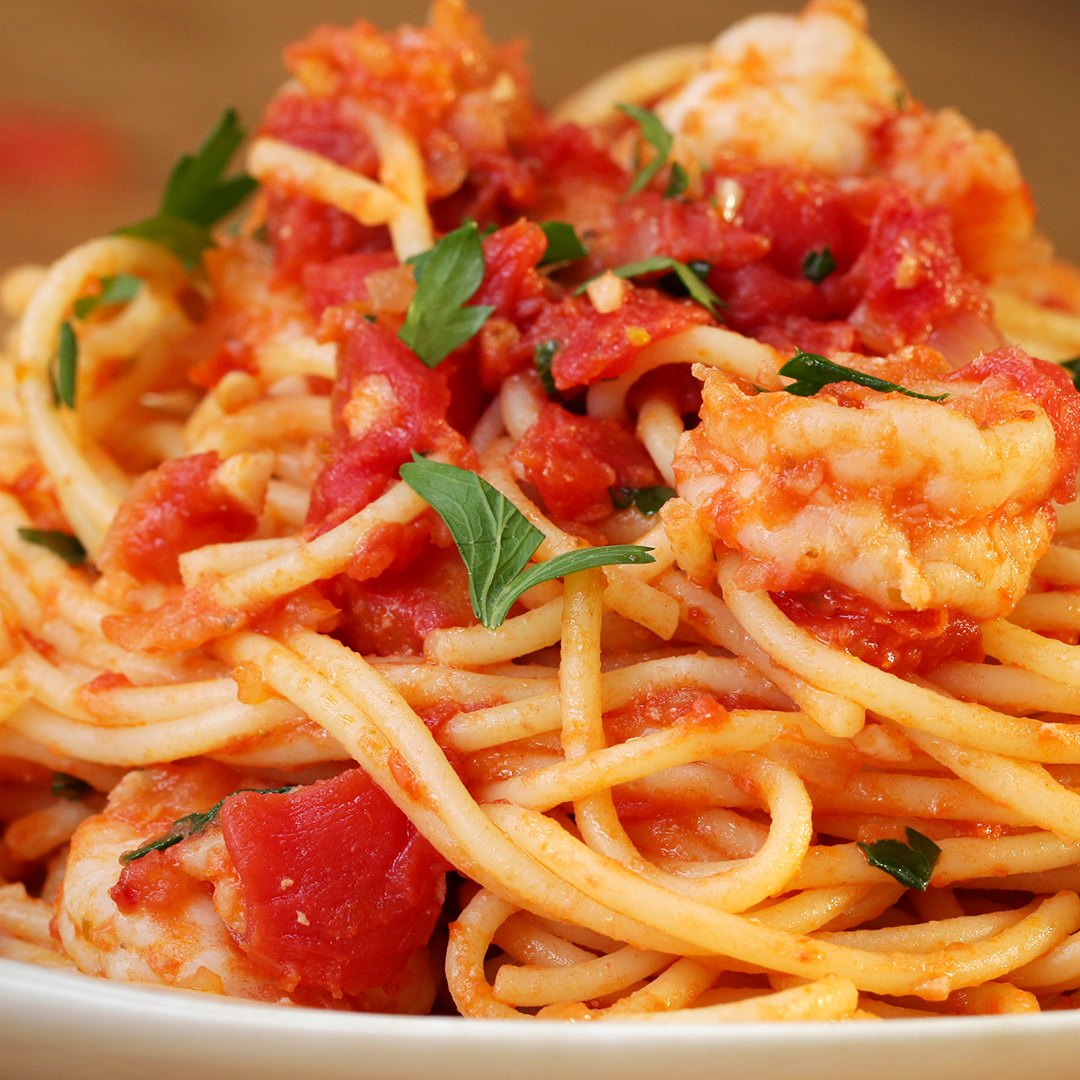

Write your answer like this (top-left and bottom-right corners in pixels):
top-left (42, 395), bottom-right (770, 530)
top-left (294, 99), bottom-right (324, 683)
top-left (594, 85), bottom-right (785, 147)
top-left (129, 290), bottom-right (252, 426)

top-left (400, 222), bottom-right (495, 368)
top-left (802, 247), bottom-right (837, 284)
top-left (52, 773), bottom-right (92, 801)
top-left (539, 221), bottom-right (588, 266)
top-left (17, 528), bottom-right (86, 566)
top-left (576, 256), bottom-right (722, 318)
top-left (857, 827), bottom-right (941, 892)
top-left (73, 274), bottom-right (142, 320)
top-left (610, 485), bottom-right (676, 516)
top-left (120, 786), bottom-right (294, 864)
top-left (1061, 357), bottom-right (1080, 388)
top-left (400, 455), bottom-right (654, 629)
top-left (534, 339), bottom-right (559, 397)
top-left (116, 109), bottom-right (258, 267)
top-left (55, 321), bottom-right (78, 408)
top-left (779, 351), bottom-right (948, 401)
top-left (616, 103), bottom-right (684, 198)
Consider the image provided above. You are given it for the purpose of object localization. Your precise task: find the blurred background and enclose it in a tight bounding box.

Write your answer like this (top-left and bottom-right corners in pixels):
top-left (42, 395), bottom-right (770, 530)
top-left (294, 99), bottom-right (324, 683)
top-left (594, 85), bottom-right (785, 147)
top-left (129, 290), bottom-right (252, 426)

top-left (0, 0), bottom-right (1077, 270)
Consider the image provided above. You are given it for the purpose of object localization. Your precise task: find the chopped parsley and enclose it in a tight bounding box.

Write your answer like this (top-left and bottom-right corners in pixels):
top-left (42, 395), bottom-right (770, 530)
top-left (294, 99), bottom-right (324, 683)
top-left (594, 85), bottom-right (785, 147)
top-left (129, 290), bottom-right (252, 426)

top-left (120, 786), bottom-right (294, 864)
top-left (616, 103), bottom-right (686, 198)
top-left (55, 321), bottom-right (78, 408)
top-left (400, 222), bottom-right (495, 368)
top-left (400, 454), bottom-right (654, 629)
top-left (538, 221), bottom-right (588, 266)
top-left (534, 339), bottom-right (559, 397)
top-left (610, 485), bottom-right (676, 516)
top-left (73, 274), bottom-right (142, 320)
top-left (576, 256), bottom-right (722, 318)
top-left (116, 109), bottom-right (258, 267)
top-left (52, 773), bottom-right (92, 801)
top-left (778, 351), bottom-right (948, 401)
top-left (858, 827), bottom-right (941, 892)
top-left (17, 529), bottom-right (86, 566)
top-left (802, 247), bottom-right (837, 284)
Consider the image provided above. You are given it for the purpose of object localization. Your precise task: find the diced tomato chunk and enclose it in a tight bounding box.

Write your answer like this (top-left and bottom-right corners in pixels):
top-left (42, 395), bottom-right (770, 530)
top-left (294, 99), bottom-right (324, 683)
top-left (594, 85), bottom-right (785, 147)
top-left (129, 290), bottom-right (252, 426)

top-left (327, 543), bottom-right (477, 656)
top-left (511, 403), bottom-right (662, 523)
top-left (302, 251), bottom-right (399, 316)
top-left (219, 768), bottom-right (447, 997)
top-left (521, 288), bottom-right (713, 392)
top-left (473, 219), bottom-right (549, 324)
top-left (306, 319), bottom-right (472, 533)
top-left (260, 90), bottom-right (378, 174)
top-left (98, 452), bottom-right (258, 584)
top-left (772, 586), bottom-right (984, 676)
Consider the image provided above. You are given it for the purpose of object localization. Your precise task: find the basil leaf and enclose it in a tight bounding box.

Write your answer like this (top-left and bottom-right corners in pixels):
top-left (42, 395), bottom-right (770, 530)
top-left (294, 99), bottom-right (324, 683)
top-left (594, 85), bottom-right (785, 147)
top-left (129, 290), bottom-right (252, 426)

top-left (857, 827), bottom-right (941, 892)
top-left (617, 103), bottom-right (679, 197)
top-left (73, 274), bottom-right (141, 320)
top-left (120, 786), bottom-right (294, 864)
top-left (116, 109), bottom-right (257, 267)
top-left (610, 485), bottom-right (676, 516)
top-left (802, 247), bottom-right (837, 284)
top-left (576, 256), bottom-right (722, 318)
top-left (400, 454), bottom-right (654, 628)
top-left (779, 351), bottom-right (948, 401)
top-left (1061, 357), bottom-right (1080, 388)
top-left (56, 321), bottom-right (78, 408)
top-left (52, 772), bottom-right (91, 800)
top-left (539, 221), bottom-right (588, 266)
top-left (400, 222), bottom-right (495, 368)
top-left (18, 528), bottom-right (86, 565)
top-left (534, 339), bottom-right (559, 397)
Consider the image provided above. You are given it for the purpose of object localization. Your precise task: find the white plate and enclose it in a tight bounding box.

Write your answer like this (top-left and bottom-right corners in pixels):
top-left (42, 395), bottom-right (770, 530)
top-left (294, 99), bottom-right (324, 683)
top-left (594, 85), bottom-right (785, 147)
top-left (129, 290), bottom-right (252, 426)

top-left (3, 957), bottom-right (1080, 1080)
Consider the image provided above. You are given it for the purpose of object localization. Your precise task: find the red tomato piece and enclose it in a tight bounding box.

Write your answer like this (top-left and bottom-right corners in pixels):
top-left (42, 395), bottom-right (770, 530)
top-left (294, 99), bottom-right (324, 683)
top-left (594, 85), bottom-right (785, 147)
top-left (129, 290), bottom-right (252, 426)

top-left (772, 585), bottom-right (984, 677)
top-left (511, 403), bottom-right (662, 523)
top-left (98, 452), bottom-right (258, 584)
top-left (522, 288), bottom-right (713, 392)
top-left (837, 190), bottom-right (992, 355)
top-left (302, 251), bottom-right (399, 317)
top-left (306, 320), bottom-right (472, 533)
top-left (327, 542), bottom-right (477, 656)
top-left (219, 768), bottom-right (447, 997)
top-left (260, 90), bottom-right (379, 174)
top-left (473, 219), bottom-right (549, 324)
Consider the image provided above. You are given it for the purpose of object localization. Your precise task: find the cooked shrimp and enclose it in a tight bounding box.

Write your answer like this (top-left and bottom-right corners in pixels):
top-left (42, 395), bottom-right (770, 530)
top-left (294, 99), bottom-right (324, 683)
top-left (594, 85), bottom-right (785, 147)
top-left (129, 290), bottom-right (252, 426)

top-left (674, 345), bottom-right (1080, 619)
top-left (655, 0), bottom-right (902, 178)
top-left (655, 0), bottom-right (1039, 284)
top-left (54, 761), bottom-right (437, 1011)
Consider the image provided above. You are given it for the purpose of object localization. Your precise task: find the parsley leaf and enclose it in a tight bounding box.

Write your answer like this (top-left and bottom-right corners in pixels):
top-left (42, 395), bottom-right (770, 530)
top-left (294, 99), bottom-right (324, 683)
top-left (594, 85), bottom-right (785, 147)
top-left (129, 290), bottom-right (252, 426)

top-left (73, 274), bottom-right (142, 320)
top-left (56, 321), bottom-right (78, 408)
top-left (52, 773), bottom-right (92, 801)
top-left (400, 455), bottom-right (655, 629)
top-left (576, 256), bottom-right (722, 318)
top-left (120, 786), bottom-right (294, 864)
top-left (116, 109), bottom-right (257, 267)
top-left (17, 528), bottom-right (86, 565)
top-left (857, 827), bottom-right (941, 892)
top-left (802, 247), bottom-right (837, 284)
top-left (610, 485), bottom-right (676, 516)
top-left (539, 221), bottom-right (588, 266)
top-left (534, 339), bottom-right (559, 397)
top-left (779, 351), bottom-right (948, 401)
top-left (400, 223), bottom-right (496, 368)
top-left (616, 103), bottom-right (683, 198)
top-left (664, 161), bottom-right (689, 200)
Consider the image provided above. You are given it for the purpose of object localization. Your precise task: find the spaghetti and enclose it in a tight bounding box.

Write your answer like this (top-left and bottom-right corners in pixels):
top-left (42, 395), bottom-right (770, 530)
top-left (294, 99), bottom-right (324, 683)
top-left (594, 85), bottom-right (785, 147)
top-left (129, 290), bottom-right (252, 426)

top-left (3, 0), bottom-right (1080, 1023)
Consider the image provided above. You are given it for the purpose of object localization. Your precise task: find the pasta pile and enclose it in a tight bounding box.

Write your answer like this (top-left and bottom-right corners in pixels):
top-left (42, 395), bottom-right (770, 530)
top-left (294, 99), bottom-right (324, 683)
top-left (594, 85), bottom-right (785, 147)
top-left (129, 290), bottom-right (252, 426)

top-left (3, 0), bottom-right (1080, 1023)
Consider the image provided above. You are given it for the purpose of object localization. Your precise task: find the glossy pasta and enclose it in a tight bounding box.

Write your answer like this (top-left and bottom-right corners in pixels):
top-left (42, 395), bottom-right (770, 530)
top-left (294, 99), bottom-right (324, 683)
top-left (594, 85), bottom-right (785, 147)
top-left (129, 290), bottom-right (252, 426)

top-left (3, 0), bottom-right (1080, 1023)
